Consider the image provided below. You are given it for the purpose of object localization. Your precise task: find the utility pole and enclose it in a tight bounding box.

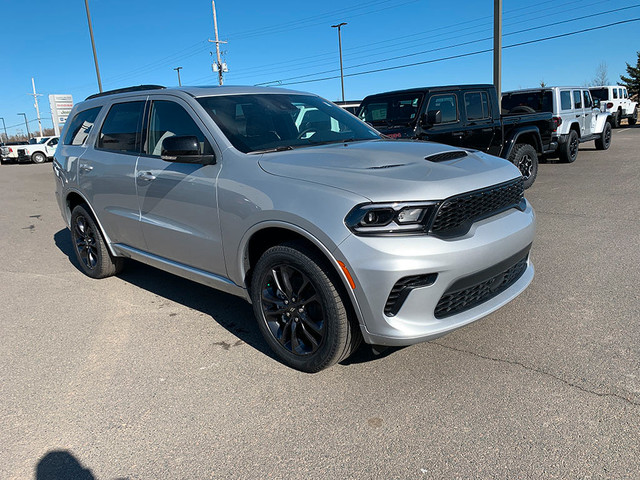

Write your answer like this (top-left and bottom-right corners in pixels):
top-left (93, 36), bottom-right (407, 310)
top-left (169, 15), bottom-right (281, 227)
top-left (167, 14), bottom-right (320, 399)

top-left (208, 1), bottom-right (227, 85)
top-left (18, 113), bottom-right (31, 139)
top-left (174, 66), bottom-right (183, 86)
top-left (0, 118), bottom-right (7, 143)
top-left (84, 0), bottom-right (103, 93)
top-left (331, 22), bottom-right (347, 102)
top-left (493, 0), bottom-right (502, 99)
top-left (29, 77), bottom-right (43, 137)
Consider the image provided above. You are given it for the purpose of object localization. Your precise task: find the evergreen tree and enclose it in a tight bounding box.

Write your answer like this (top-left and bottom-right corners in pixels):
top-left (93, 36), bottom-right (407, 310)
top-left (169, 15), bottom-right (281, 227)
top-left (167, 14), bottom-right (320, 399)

top-left (619, 51), bottom-right (640, 98)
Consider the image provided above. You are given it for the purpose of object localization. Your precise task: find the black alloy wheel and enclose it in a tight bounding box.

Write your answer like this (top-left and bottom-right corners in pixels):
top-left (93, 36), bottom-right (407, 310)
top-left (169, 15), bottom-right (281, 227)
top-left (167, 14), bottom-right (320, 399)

top-left (260, 264), bottom-right (325, 356)
top-left (70, 205), bottom-right (123, 279)
top-left (595, 122), bottom-right (612, 150)
top-left (508, 143), bottom-right (538, 189)
top-left (559, 130), bottom-right (579, 163)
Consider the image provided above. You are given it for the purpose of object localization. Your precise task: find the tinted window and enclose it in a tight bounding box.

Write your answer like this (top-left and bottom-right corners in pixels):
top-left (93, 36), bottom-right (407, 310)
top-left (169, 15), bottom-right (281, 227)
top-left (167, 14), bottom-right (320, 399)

top-left (63, 107), bottom-right (102, 145)
top-left (573, 91), bottom-right (582, 109)
top-left (198, 94), bottom-right (379, 154)
top-left (427, 94), bottom-right (458, 123)
top-left (623, 88), bottom-right (628, 99)
top-left (560, 91), bottom-right (572, 110)
top-left (49, 138), bottom-right (59, 146)
top-left (146, 101), bottom-right (211, 156)
top-left (464, 91), bottom-right (490, 120)
top-left (358, 94), bottom-right (423, 126)
top-left (613, 89), bottom-right (618, 99)
top-left (501, 91), bottom-right (553, 114)
top-left (590, 88), bottom-right (609, 102)
top-left (583, 91), bottom-right (592, 109)
top-left (97, 101), bottom-right (145, 153)
top-left (618, 88), bottom-right (623, 99)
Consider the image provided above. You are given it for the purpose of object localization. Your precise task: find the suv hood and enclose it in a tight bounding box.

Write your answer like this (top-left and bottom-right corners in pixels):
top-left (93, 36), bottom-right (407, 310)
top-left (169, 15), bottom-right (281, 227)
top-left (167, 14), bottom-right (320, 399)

top-left (257, 140), bottom-right (520, 202)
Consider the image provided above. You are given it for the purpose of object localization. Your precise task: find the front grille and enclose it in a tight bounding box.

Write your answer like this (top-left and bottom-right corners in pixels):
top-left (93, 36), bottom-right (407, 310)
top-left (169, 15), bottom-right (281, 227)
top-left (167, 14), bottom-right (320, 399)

top-left (384, 273), bottom-right (437, 317)
top-left (425, 151), bottom-right (468, 163)
top-left (429, 178), bottom-right (525, 238)
top-left (434, 250), bottom-right (529, 319)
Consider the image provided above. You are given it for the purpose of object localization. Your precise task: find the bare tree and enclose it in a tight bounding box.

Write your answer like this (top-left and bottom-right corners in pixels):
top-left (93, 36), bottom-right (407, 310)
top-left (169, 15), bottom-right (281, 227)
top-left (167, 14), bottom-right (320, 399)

top-left (592, 62), bottom-right (609, 86)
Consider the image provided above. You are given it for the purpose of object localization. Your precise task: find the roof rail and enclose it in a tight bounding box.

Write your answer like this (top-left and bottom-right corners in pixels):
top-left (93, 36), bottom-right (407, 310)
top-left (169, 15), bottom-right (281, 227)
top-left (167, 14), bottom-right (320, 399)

top-left (85, 85), bottom-right (166, 100)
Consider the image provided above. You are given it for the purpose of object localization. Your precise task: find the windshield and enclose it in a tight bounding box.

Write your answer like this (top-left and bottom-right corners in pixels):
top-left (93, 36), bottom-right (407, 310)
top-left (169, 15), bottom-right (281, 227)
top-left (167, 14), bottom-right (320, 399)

top-left (196, 94), bottom-right (380, 153)
top-left (357, 94), bottom-right (423, 127)
top-left (501, 91), bottom-right (553, 114)
top-left (38, 137), bottom-right (50, 144)
top-left (590, 88), bottom-right (609, 102)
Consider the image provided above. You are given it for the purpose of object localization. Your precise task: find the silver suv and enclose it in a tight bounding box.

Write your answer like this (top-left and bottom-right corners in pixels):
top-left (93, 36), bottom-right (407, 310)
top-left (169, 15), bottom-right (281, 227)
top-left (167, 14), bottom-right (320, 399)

top-left (54, 85), bottom-right (535, 372)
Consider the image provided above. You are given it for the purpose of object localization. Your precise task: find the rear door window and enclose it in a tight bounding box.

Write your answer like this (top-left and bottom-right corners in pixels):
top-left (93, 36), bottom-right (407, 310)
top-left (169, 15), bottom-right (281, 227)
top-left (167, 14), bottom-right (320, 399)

top-left (97, 101), bottom-right (145, 154)
top-left (63, 107), bottom-right (102, 145)
top-left (464, 91), bottom-right (490, 120)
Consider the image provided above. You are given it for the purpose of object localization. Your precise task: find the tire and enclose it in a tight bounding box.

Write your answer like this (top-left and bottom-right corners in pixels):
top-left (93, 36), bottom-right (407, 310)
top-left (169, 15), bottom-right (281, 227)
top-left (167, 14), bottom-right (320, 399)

top-left (70, 205), bottom-right (124, 279)
top-left (250, 242), bottom-right (361, 372)
top-left (595, 122), bottom-right (612, 150)
top-left (628, 108), bottom-right (637, 126)
top-left (559, 130), bottom-right (579, 163)
top-left (508, 143), bottom-right (538, 189)
top-left (611, 109), bottom-right (621, 128)
top-left (31, 152), bottom-right (46, 164)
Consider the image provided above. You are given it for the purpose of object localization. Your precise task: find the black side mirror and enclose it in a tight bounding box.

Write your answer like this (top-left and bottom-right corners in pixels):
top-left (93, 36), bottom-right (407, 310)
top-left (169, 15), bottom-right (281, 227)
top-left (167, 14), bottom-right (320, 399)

top-left (161, 135), bottom-right (215, 165)
top-left (423, 110), bottom-right (442, 126)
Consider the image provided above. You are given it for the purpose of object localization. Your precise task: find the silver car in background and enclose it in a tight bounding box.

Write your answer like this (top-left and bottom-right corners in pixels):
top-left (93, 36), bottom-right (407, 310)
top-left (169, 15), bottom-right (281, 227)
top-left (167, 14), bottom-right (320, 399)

top-left (53, 85), bottom-right (535, 372)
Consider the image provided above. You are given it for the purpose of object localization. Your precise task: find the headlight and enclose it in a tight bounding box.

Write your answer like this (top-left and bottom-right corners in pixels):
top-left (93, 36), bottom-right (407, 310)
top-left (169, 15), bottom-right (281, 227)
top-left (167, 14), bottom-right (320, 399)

top-left (345, 202), bottom-right (436, 235)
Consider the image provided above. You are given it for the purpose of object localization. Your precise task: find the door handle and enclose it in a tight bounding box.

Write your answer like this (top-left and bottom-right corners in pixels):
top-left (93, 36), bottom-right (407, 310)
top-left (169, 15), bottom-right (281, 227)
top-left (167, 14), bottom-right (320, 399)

top-left (138, 172), bottom-right (156, 182)
top-left (452, 131), bottom-right (465, 136)
top-left (79, 164), bottom-right (93, 173)
top-left (576, 114), bottom-right (581, 118)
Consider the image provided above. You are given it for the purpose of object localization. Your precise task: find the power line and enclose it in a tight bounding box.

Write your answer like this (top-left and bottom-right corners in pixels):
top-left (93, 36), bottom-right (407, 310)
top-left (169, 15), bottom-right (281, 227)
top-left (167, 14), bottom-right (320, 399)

top-left (265, 17), bottom-right (640, 87)
top-left (255, 5), bottom-right (640, 86)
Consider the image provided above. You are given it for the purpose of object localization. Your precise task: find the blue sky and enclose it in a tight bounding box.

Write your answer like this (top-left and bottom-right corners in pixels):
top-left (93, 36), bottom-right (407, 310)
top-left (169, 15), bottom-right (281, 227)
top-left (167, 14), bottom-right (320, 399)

top-left (1, 0), bottom-right (639, 136)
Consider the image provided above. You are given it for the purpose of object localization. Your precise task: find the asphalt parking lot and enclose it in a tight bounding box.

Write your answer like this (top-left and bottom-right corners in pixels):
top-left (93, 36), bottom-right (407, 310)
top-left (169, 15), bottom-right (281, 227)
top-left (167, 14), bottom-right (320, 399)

top-left (1, 124), bottom-right (639, 479)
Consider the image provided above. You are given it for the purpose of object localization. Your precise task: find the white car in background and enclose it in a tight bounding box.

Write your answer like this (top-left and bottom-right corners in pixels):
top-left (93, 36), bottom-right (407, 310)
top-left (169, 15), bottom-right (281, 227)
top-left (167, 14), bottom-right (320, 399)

top-left (590, 85), bottom-right (638, 127)
top-left (13, 136), bottom-right (59, 163)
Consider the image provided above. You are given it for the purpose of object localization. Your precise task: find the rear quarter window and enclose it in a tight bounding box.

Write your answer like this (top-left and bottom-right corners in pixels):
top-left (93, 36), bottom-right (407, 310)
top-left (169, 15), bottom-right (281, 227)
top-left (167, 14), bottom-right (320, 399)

top-left (63, 107), bottom-right (102, 145)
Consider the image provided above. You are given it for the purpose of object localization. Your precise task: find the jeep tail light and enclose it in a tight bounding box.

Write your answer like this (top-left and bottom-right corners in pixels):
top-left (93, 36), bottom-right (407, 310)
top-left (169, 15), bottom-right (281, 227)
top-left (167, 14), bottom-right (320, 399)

top-left (552, 116), bottom-right (562, 132)
top-left (606, 102), bottom-right (614, 109)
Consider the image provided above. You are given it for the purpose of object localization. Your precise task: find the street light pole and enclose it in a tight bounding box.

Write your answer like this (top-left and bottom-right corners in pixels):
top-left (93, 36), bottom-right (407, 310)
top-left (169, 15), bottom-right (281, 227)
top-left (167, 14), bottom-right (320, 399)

top-left (331, 22), bottom-right (347, 102)
top-left (18, 113), bottom-right (31, 139)
top-left (84, 0), bottom-right (103, 93)
top-left (0, 118), bottom-right (7, 143)
top-left (174, 67), bottom-right (183, 86)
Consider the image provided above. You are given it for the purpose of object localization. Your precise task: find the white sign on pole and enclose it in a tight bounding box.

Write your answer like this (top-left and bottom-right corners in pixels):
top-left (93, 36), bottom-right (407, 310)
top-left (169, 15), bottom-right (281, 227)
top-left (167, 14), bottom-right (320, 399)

top-left (49, 94), bottom-right (73, 136)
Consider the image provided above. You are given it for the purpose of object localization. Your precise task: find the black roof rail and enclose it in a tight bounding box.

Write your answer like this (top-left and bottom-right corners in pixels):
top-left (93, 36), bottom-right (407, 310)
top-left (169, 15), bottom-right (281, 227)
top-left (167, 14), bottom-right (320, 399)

top-left (85, 85), bottom-right (166, 100)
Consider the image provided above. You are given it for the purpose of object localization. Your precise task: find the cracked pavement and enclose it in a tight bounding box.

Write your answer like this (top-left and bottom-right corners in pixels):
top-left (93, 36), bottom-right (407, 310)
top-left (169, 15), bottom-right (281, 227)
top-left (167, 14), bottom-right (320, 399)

top-left (1, 125), bottom-right (639, 479)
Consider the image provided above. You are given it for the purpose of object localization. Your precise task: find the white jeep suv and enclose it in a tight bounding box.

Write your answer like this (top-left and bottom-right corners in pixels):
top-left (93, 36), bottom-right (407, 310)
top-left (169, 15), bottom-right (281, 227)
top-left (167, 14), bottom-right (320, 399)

top-left (590, 85), bottom-right (638, 128)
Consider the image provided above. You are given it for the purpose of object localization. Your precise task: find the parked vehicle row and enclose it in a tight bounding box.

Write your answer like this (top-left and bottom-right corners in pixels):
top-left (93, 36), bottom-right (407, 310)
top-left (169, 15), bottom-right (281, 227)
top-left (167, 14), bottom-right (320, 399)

top-left (1, 136), bottom-right (59, 164)
top-left (54, 85), bottom-right (535, 372)
top-left (356, 84), bottom-right (555, 189)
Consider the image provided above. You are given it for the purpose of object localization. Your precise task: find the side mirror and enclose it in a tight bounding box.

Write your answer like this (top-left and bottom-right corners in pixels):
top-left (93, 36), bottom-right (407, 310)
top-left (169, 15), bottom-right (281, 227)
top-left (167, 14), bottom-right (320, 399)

top-left (593, 98), bottom-right (600, 108)
top-left (161, 135), bottom-right (215, 165)
top-left (423, 110), bottom-right (442, 126)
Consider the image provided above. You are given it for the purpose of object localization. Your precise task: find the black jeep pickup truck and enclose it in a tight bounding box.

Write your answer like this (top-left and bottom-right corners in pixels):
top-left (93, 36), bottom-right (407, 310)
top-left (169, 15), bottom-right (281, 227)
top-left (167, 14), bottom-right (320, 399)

top-left (357, 84), bottom-right (556, 188)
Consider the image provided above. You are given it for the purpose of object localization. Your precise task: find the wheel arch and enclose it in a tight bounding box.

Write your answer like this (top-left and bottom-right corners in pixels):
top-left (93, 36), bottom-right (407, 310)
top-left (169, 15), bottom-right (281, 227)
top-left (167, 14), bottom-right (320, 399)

top-left (239, 223), bottom-right (365, 326)
top-left (64, 190), bottom-right (118, 257)
top-left (502, 126), bottom-right (543, 158)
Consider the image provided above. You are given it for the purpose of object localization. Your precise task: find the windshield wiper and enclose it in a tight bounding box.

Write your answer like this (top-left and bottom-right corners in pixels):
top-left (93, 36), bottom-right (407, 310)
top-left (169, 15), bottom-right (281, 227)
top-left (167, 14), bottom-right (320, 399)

top-left (249, 145), bottom-right (295, 154)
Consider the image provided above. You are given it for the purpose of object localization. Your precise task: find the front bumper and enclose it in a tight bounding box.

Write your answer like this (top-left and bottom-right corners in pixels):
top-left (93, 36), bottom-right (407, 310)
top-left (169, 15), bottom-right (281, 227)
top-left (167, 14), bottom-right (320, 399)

top-left (336, 201), bottom-right (536, 346)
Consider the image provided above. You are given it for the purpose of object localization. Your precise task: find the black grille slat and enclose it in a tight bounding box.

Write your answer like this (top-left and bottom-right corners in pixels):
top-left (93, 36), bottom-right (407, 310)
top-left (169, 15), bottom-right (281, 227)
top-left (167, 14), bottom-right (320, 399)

top-left (384, 274), bottom-right (437, 317)
top-left (434, 254), bottom-right (529, 319)
top-left (425, 151), bottom-right (468, 163)
top-left (429, 178), bottom-right (524, 238)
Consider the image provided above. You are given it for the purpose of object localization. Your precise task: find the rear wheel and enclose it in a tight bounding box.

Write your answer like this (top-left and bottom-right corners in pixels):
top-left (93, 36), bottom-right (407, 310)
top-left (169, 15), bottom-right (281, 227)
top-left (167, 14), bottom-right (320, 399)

top-left (31, 152), bottom-right (46, 164)
top-left (559, 130), bottom-right (579, 163)
top-left (70, 205), bottom-right (124, 279)
top-left (508, 143), bottom-right (538, 189)
top-left (250, 242), bottom-right (360, 372)
top-left (595, 122), bottom-right (612, 150)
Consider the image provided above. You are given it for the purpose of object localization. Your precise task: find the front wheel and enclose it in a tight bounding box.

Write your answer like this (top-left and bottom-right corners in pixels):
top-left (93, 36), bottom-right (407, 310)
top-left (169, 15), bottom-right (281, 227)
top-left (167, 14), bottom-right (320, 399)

top-left (250, 242), bottom-right (360, 372)
top-left (559, 130), bottom-right (579, 163)
top-left (508, 143), bottom-right (538, 189)
top-left (595, 122), bottom-right (612, 150)
top-left (611, 110), bottom-right (621, 128)
top-left (70, 205), bottom-right (124, 279)
top-left (628, 108), bottom-right (637, 126)
top-left (31, 152), bottom-right (46, 164)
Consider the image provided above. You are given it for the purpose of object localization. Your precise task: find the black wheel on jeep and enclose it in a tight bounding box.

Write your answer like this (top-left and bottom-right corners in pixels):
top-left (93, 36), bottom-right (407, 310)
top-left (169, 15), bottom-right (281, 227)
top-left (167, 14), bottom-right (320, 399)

top-left (612, 109), bottom-right (621, 128)
top-left (559, 130), bottom-right (579, 163)
top-left (70, 205), bottom-right (124, 279)
top-left (31, 152), bottom-right (46, 164)
top-left (629, 108), bottom-right (638, 126)
top-left (250, 242), bottom-right (361, 372)
top-left (595, 122), bottom-right (612, 150)
top-left (508, 143), bottom-right (538, 189)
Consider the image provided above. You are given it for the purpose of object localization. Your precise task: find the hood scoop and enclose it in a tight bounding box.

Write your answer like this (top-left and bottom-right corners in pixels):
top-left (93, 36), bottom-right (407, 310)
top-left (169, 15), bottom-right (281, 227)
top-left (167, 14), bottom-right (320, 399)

top-left (425, 150), bottom-right (468, 163)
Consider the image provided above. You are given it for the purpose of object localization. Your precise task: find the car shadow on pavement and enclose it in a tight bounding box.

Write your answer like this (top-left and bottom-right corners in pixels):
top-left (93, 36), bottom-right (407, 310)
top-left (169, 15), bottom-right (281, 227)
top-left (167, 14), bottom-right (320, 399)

top-left (53, 229), bottom-right (276, 362)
